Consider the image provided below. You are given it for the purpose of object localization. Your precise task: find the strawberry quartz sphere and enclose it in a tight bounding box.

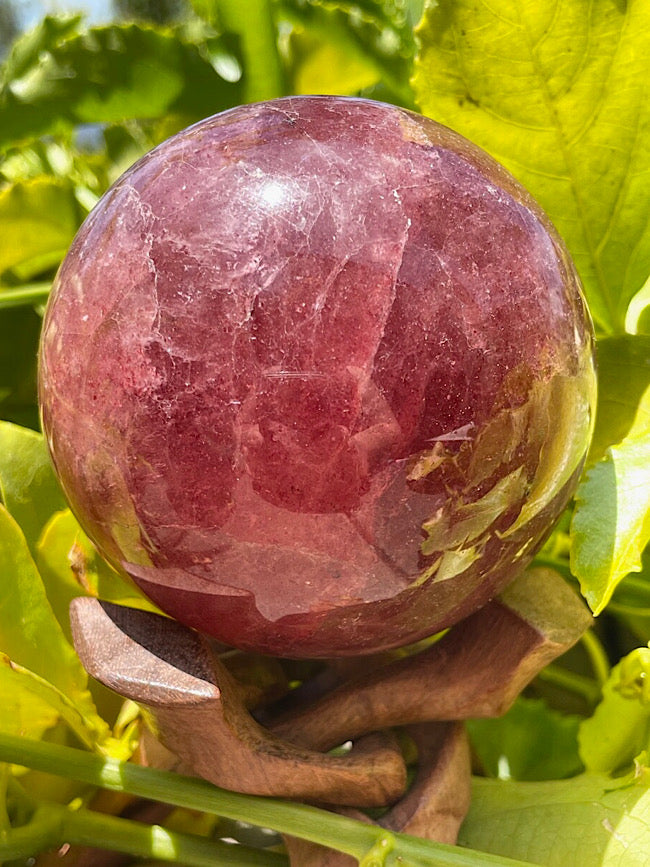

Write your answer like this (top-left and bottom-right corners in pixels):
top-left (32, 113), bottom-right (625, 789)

top-left (39, 96), bottom-right (596, 658)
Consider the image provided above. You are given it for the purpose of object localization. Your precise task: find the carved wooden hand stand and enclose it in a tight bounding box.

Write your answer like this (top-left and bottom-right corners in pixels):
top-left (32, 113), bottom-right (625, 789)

top-left (70, 568), bottom-right (591, 865)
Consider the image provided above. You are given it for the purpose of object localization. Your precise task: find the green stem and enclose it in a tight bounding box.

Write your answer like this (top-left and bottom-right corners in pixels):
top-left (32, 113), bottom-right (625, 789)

top-left (0, 806), bottom-right (62, 861)
top-left (218, 0), bottom-right (284, 102)
top-left (65, 803), bottom-right (284, 866)
top-left (580, 629), bottom-right (610, 687)
top-left (536, 663), bottom-right (600, 705)
top-left (0, 733), bottom-right (539, 866)
top-left (0, 801), bottom-right (285, 865)
top-left (0, 282), bottom-right (51, 309)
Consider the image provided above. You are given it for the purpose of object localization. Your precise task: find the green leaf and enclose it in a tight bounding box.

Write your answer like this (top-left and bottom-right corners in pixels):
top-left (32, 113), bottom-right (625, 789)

top-left (413, 0), bottom-right (650, 334)
top-left (0, 659), bottom-right (58, 741)
top-left (0, 177), bottom-right (82, 284)
top-left (571, 337), bottom-right (650, 613)
top-left (0, 22), bottom-right (240, 150)
top-left (297, 0), bottom-right (415, 34)
top-left (36, 509), bottom-right (161, 645)
top-left (0, 504), bottom-right (98, 724)
top-left (0, 655), bottom-right (105, 748)
top-left (280, 0), bottom-right (415, 104)
top-left (467, 698), bottom-right (582, 782)
top-left (579, 647), bottom-right (650, 775)
top-left (460, 767), bottom-right (650, 867)
top-left (625, 274), bottom-right (650, 336)
top-left (0, 422), bottom-right (65, 552)
top-left (285, 23), bottom-right (383, 96)
top-left (188, 0), bottom-right (221, 28)
top-left (572, 443), bottom-right (650, 614)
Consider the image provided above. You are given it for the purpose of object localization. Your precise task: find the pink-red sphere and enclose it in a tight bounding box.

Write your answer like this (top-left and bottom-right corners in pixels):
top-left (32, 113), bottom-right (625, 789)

top-left (39, 96), bottom-right (596, 657)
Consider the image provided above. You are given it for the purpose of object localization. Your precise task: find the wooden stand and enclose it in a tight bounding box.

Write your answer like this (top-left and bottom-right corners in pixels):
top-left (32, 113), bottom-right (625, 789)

top-left (71, 567), bottom-right (591, 864)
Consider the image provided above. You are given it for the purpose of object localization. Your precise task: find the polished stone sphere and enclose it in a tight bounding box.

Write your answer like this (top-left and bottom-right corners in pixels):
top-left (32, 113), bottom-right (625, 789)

top-left (39, 96), bottom-right (596, 657)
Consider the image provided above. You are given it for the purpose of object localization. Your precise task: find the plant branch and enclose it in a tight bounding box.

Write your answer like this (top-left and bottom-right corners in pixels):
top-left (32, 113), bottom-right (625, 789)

top-left (0, 733), bottom-right (539, 866)
top-left (0, 806), bottom-right (62, 861)
top-left (580, 630), bottom-right (610, 687)
top-left (0, 801), bottom-right (286, 865)
top-left (62, 803), bottom-right (285, 866)
top-left (0, 282), bottom-right (51, 309)
top-left (218, 0), bottom-right (284, 101)
top-left (535, 664), bottom-right (600, 705)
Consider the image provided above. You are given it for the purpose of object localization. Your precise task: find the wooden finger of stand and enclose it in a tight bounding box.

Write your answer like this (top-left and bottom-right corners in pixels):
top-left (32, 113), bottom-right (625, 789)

top-left (70, 597), bottom-right (406, 808)
top-left (283, 722), bottom-right (471, 866)
top-left (383, 722), bottom-right (470, 843)
top-left (272, 568), bottom-right (592, 751)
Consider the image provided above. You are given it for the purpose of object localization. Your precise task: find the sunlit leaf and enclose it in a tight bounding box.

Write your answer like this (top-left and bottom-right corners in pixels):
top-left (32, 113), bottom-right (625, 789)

top-left (579, 646), bottom-right (650, 775)
top-left (36, 509), bottom-right (162, 643)
top-left (572, 445), bottom-right (650, 615)
top-left (0, 655), bottom-right (105, 747)
top-left (280, 0), bottom-right (415, 104)
top-left (0, 135), bottom-right (113, 213)
top-left (467, 698), bottom-right (582, 782)
top-left (0, 661), bottom-right (58, 741)
top-left (413, 0), bottom-right (650, 334)
top-left (0, 505), bottom-right (98, 726)
top-left (0, 177), bottom-right (82, 285)
top-left (0, 422), bottom-right (65, 552)
top-left (626, 274), bottom-right (650, 336)
top-left (287, 26), bottom-right (382, 95)
top-left (460, 766), bottom-right (650, 867)
top-left (571, 336), bottom-right (650, 613)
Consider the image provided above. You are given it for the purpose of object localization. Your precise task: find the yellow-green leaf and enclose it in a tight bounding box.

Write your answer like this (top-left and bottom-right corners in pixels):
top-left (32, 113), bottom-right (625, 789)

top-left (36, 508), bottom-right (162, 644)
top-left (579, 647), bottom-right (650, 774)
top-left (0, 421), bottom-right (65, 552)
top-left (571, 336), bottom-right (650, 613)
top-left (0, 177), bottom-right (81, 285)
top-left (0, 504), bottom-right (101, 730)
top-left (413, 0), bottom-right (650, 334)
top-left (0, 655), bottom-right (106, 748)
top-left (0, 660), bottom-right (58, 741)
top-left (460, 767), bottom-right (650, 867)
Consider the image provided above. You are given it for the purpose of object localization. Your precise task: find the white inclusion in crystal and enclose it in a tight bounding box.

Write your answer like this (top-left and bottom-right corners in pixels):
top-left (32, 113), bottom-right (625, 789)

top-left (259, 179), bottom-right (288, 209)
top-left (428, 422), bottom-right (476, 442)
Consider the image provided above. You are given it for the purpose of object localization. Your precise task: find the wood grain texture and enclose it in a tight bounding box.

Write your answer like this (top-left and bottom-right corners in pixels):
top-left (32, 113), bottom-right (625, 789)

top-left (70, 597), bottom-right (406, 807)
